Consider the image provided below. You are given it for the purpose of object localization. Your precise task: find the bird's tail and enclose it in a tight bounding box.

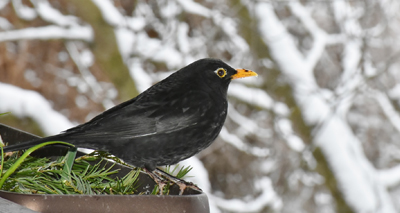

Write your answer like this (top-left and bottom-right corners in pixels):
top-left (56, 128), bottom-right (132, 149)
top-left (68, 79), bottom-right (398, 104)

top-left (2, 134), bottom-right (71, 152)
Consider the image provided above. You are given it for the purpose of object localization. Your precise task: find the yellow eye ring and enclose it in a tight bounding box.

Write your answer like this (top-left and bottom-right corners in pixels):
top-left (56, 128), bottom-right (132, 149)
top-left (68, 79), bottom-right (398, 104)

top-left (215, 68), bottom-right (227, 78)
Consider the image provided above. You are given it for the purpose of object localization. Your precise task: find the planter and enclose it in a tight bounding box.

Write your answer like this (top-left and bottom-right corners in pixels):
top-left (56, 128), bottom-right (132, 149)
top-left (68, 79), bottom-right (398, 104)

top-left (0, 123), bottom-right (209, 213)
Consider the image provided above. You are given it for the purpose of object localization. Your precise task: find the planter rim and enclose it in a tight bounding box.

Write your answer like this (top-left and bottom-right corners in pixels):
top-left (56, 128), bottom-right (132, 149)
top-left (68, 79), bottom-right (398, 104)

top-left (0, 190), bottom-right (207, 198)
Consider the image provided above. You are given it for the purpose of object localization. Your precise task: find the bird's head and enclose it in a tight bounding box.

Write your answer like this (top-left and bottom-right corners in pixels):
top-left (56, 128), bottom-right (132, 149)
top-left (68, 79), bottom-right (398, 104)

top-left (179, 58), bottom-right (258, 96)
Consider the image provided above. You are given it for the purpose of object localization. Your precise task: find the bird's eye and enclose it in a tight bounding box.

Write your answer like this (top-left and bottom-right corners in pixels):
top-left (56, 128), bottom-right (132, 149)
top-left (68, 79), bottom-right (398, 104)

top-left (215, 68), bottom-right (227, 78)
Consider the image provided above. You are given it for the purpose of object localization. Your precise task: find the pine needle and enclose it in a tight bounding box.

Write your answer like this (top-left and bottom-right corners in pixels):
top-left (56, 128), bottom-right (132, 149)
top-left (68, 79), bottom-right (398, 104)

top-left (0, 147), bottom-right (141, 195)
top-left (0, 142), bottom-right (194, 195)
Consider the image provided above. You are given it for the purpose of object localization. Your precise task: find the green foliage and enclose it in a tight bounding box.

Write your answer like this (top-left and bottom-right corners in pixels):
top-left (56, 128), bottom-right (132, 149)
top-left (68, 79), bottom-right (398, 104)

top-left (0, 145), bottom-right (193, 195)
top-left (0, 112), bottom-right (10, 116)
top-left (165, 164), bottom-right (193, 179)
top-left (0, 141), bottom-right (74, 189)
top-left (0, 148), bottom-right (141, 195)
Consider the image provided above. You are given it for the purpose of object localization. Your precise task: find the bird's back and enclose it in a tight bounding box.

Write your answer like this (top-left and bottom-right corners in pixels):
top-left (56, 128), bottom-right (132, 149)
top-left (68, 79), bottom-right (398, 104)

top-left (55, 76), bottom-right (228, 170)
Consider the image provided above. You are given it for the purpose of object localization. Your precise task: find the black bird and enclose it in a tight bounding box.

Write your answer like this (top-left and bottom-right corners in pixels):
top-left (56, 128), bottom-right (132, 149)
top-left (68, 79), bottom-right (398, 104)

top-left (3, 58), bottom-right (257, 194)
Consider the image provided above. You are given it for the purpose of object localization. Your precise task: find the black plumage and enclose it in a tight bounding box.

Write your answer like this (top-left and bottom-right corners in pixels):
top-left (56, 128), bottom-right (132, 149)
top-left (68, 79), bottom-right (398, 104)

top-left (3, 58), bottom-right (257, 193)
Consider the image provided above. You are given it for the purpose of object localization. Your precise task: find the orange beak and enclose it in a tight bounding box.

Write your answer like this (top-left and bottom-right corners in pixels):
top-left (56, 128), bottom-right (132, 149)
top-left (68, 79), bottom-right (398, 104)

top-left (231, 68), bottom-right (258, 80)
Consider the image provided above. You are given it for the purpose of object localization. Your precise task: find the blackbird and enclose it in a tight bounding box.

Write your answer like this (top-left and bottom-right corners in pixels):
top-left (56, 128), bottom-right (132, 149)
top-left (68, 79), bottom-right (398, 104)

top-left (3, 58), bottom-right (257, 194)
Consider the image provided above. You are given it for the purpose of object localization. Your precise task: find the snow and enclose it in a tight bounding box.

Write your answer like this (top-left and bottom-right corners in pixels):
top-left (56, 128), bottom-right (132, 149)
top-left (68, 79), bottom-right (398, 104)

top-left (34, 0), bottom-right (79, 27)
top-left (0, 83), bottom-right (74, 135)
top-left (152, 47), bottom-right (183, 69)
top-left (314, 117), bottom-right (378, 211)
top-left (134, 32), bottom-right (183, 69)
top-left (177, 23), bottom-right (190, 54)
top-left (276, 119), bottom-right (305, 152)
top-left (379, 165), bottom-right (400, 188)
top-left (0, 0), bottom-right (9, 10)
top-left (91, 0), bottom-right (126, 27)
top-left (12, 0), bottom-right (37, 20)
top-left (228, 83), bottom-right (273, 110)
top-left (24, 69), bottom-right (42, 88)
top-left (0, 25), bottom-right (93, 42)
top-left (389, 84), bottom-right (400, 100)
top-left (255, 1), bottom-right (396, 212)
top-left (273, 102), bottom-right (289, 116)
top-left (176, 0), bottom-right (211, 18)
top-left (211, 177), bottom-right (282, 212)
top-left (288, 1), bottom-right (327, 69)
top-left (65, 42), bottom-right (103, 102)
top-left (335, 40), bottom-right (363, 99)
top-left (0, 17), bottom-right (12, 30)
top-left (160, 1), bottom-right (181, 18)
top-left (212, 12), bottom-right (249, 52)
top-left (219, 127), bottom-right (269, 158)
top-left (127, 17), bottom-right (146, 31)
top-left (180, 157), bottom-right (221, 213)
top-left (79, 49), bottom-right (94, 67)
top-left (115, 27), bottom-right (136, 59)
top-left (129, 58), bottom-right (153, 93)
top-left (375, 91), bottom-right (400, 134)
top-left (227, 104), bottom-right (272, 139)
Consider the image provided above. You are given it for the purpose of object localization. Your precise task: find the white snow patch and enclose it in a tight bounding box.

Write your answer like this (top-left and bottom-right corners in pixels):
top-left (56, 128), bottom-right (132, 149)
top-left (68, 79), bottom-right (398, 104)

top-left (276, 119), bottom-right (305, 152)
top-left (177, 23), bottom-right (190, 54)
top-left (212, 177), bottom-right (282, 212)
top-left (152, 47), bottom-right (183, 69)
top-left (0, 25), bottom-right (93, 42)
top-left (160, 0), bottom-right (181, 18)
top-left (176, 0), bottom-right (211, 18)
top-left (378, 165), bottom-right (400, 188)
top-left (180, 157), bottom-right (221, 213)
top-left (0, 0), bottom-right (9, 10)
top-left (0, 83), bottom-right (74, 135)
top-left (228, 83), bottom-right (273, 110)
top-left (34, 0), bottom-right (79, 27)
top-left (0, 17), bottom-right (13, 30)
top-left (115, 27), bottom-right (135, 59)
top-left (129, 58), bottom-right (153, 93)
top-left (219, 127), bottom-right (269, 157)
top-left (91, 0), bottom-right (126, 27)
top-left (127, 17), bottom-right (146, 31)
top-left (12, 0), bottom-right (37, 20)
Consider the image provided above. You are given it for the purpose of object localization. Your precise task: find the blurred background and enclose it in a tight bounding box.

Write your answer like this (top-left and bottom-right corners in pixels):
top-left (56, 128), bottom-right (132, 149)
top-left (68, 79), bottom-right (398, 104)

top-left (1, 0), bottom-right (400, 212)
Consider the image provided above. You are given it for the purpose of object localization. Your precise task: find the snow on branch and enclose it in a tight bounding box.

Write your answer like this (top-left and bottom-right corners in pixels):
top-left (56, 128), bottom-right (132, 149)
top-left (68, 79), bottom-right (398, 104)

top-left (65, 42), bottom-right (106, 105)
top-left (288, 2), bottom-right (327, 70)
top-left (276, 118), bottom-right (305, 152)
top-left (378, 164), bottom-right (400, 189)
top-left (220, 127), bottom-right (269, 158)
top-left (374, 91), bottom-right (400, 135)
top-left (227, 103), bottom-right (271, 139)
top-left (253, 4), bottom-right (317, 89)
top-left (12, 0), bottom-right (37, 20)
top-left (228, 83), bottom-right (274, 110)
top-left (0, 83), bottom-right (74, 135)
top-left (211, 177), bottom-right (282, 212)
top-left (0, 25), bottom-right (93, 42)
top-left (32, 0), bottom-right (80, 27)
top-left (91, 0), bottom-right (126, 27)
top-left (176, 0), bottom-right (211, 18)
top-left (254, 1), bottom-right (396, 212)
top-left (212, 12), bottom-right (249, 52)
top-left (0, 0), bottom-right (9, 10)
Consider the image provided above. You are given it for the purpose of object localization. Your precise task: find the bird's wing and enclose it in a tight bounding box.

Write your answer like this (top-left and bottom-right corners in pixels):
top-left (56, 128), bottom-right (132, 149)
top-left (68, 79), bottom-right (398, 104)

top-left (64, 90), bottom-right (213, 140)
